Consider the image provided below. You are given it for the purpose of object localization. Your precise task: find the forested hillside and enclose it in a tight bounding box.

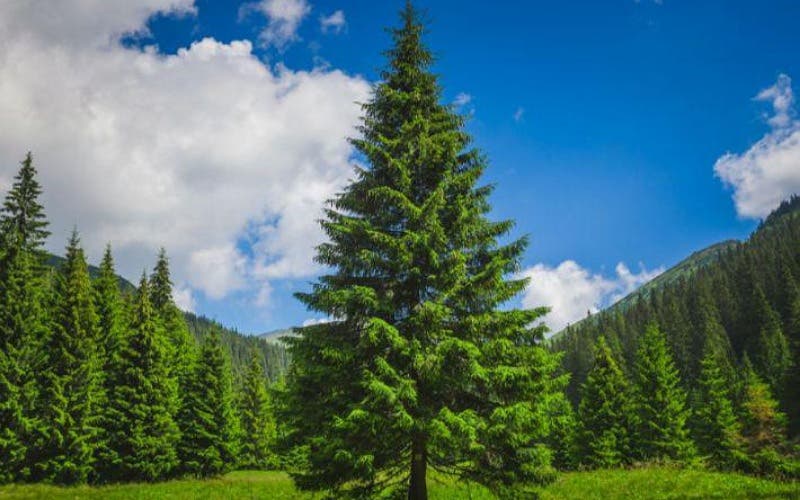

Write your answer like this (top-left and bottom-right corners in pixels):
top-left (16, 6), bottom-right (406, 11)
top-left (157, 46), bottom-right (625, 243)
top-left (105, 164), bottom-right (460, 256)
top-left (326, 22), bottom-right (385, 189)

top-left (553, 196), bottom-right (800, 435)
top-left (184, 313), bottom-right (289, 382)
top-left (44, 254), bottom-right (289, 382)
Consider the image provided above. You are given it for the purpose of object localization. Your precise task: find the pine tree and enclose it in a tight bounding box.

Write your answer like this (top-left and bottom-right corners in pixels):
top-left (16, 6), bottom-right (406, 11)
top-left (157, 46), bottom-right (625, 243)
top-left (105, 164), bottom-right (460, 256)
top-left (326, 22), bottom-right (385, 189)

top-left (150, 248), bottom-right (196, 391)
top-left (238, 351), bottom-right (276, 469)
top-left (104, 274), bottom-right (180, 481)
top-left (740, 360), bottom-right (788, 453)
top-left (281, 4), bottom-right (562, 498)
top-left (633, 324), bottom-right (695, 462)
top-left (177, 326), bottom-right (239, 477)
top-left (0, 153), bottom-right (50, 483)
top-left (749, 286), bottom-right (792, 395)
top-left (0, 152), bottom-right (50, 258)
top-left (577, 336), bottom-right (635, 468)
top-left (692, 340), bottom-right (743, 469)
top-left (92, 245), bottom-right (126, 480)
top-left (36, 230), bottom-right (103, 484)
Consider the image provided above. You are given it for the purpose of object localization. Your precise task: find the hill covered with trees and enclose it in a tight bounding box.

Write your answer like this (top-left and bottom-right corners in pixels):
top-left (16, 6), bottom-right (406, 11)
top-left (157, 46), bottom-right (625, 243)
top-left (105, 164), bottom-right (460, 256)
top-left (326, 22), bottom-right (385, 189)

top-left (553, 195), bottom-right (800, 445)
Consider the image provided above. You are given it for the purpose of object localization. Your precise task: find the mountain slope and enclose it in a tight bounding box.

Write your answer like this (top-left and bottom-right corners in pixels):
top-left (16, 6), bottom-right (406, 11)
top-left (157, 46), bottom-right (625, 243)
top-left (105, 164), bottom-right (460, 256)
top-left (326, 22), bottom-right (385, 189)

top-left (549, 239), bottom-right (739, 341)
top-left (551, 195), bottom-right (800, 435)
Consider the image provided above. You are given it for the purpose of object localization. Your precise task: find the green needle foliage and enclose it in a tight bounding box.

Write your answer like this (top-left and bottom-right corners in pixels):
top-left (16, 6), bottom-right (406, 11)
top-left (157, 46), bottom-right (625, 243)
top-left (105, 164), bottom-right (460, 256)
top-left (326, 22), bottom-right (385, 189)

top-left (282, 3), bottom-right (561, 498)
top-left (633, 324), bottom-right (695, 462)
top-left (37, 230), bottom-right (103, 484)
top-left (150, 248), bottom-right (196, 386)
top-left (748, 286), bottom-right (792, 397)
top-left (692, 340), bottom-right (743, 469)
top-left (238, 352), bottom-right (277, 470)
top-left (577, 336), bottom-right (635, 468)
top-left (92, 245), bottom-right (128, 481)
top-left (106, 274), bottom-right (180, 482)
top-left (0, 153), bottom-right (50, 483)
top-left (177, 326), bottom-right (239, 478)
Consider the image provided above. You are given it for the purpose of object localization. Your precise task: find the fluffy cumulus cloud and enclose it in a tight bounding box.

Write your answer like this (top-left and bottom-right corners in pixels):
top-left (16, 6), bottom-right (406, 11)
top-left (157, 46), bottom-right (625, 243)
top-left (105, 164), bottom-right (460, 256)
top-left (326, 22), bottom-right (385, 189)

top-left (320, 10), bottom-right (346, 34)
top-left (242, 0), bottom-right (312, 48)
top-left (714, 74), bottom-right (800, 219)
top-left (520, 261), bottom-right (663, 333)
top-left (0, 0), bottom-right (370, 307)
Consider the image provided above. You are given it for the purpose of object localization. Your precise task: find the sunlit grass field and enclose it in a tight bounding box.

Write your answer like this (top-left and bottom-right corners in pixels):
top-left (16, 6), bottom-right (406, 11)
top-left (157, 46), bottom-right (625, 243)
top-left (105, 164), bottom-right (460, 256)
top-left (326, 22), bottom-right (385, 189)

top-left (0, 468), bottom-right (797, 499)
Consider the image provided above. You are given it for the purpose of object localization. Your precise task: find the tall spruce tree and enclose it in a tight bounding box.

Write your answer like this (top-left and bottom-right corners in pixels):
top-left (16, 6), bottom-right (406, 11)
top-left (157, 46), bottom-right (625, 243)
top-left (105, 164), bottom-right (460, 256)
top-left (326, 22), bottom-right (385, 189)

top-left (104, 274), bottom-right (180, 481)
top-left (577, 336), bottom-right (635, 468)
top-left (238, 351), bottom-right (276, 469)
top-left (177, 326), bottom-right (239, 477)
top-left (281, 3), bottom-right (561, 498)
top-left (0, 153), bottom-right (50, 483)
top-left (692, 340), bottom-right (743, 469)
top-left (150, 248), bottom-right (196, 389)
top-left (36, 230), bottom-right (103, 484)
top-left (632, 324), bottom-right (695, 462)
top-left (92, 245), bottom-right (127, 480)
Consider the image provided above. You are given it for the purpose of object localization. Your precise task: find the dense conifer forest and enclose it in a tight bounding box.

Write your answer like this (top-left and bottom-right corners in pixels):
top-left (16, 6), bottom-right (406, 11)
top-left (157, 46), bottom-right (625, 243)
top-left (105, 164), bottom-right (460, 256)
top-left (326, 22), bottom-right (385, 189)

top-left (0, 3), bottom-right (798, 499)
top-left (553, 195), bottom-right (800, 476)
top-left (0, 154), bottom-right (278, 484)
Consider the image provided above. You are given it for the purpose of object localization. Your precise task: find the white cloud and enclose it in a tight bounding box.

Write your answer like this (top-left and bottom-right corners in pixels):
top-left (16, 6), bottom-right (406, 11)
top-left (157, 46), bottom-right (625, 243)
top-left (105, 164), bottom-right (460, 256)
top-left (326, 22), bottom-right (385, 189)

top-left (756, 73), bottom-right (795, 129)
top-left (714, 74), bottom-right (800, 219)
top-left (453, 92), bottom-right (472, 107)
top-left (320, 10), bottom-right (346, 34)
top-left (172, 284), bottom-right (196, 312)
top-left (513, 107), bottom-right (524, 122)
top-left (0, 0), bottom-right (195, 49)
top-left (520, 260), bottom-right (663, 333)
top-left (243, 0), bottom-right (311, 49)
top-left (0, 1), bottom-right (370, 305)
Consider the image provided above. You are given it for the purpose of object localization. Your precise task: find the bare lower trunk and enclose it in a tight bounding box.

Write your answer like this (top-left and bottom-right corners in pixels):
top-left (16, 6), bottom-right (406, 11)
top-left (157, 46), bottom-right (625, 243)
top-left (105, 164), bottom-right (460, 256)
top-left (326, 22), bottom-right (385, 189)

top-left (408, 436), bottom-right (428, 500)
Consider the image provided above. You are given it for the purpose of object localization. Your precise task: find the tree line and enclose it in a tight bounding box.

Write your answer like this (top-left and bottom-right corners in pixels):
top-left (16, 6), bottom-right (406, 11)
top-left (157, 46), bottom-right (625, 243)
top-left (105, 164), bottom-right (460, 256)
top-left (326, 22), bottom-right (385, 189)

top-left (0, 154), bottom-right (277, 485)
top-left (553, 195), bottom-right (800, 477)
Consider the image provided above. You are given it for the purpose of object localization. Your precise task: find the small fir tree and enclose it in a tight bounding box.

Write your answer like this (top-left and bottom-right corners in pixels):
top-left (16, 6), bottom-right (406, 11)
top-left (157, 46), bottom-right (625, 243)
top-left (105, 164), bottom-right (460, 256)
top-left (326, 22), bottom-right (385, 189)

top-left (177, 326), bottom-right (239, 477)
top-left (104, 274), bottom-right (180, 481)
top-left (577, 336), bottom-right (635, 467)
top-left (633, 324), bottom-right (695, 462)
top-left (692, 340), bottom-right (743, 469)
top-left (238, 351), bottom-right (277, 469)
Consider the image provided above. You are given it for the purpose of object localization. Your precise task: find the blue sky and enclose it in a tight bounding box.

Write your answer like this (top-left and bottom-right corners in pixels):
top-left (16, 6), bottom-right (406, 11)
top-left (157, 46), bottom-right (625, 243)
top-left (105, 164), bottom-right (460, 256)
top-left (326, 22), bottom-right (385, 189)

top-left (1, 1), bottom-right (799, 334)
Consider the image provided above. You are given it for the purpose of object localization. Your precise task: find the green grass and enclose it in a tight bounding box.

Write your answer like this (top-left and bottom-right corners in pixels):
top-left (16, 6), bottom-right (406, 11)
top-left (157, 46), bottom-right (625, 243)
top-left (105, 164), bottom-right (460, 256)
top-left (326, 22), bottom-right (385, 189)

top-left (0, 468), bottom-right (796, 499)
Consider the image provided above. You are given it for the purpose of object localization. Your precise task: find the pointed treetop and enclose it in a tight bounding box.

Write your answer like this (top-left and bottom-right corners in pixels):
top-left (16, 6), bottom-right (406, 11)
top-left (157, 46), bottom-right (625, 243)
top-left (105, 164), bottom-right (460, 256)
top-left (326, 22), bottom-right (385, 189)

top-left (150, 247), bottom-right (174, 311)
top-left (1, 152), bottom-right (50, 254)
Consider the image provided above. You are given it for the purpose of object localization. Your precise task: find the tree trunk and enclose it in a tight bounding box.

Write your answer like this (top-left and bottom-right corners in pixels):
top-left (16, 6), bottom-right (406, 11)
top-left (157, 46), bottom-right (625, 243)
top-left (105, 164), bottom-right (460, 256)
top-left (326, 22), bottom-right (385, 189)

top-left (408, 435), bottom-right (428, 500)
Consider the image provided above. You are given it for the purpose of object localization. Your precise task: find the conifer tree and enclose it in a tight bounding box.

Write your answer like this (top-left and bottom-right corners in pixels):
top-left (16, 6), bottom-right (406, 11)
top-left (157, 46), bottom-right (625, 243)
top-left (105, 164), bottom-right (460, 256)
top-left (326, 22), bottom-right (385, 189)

top-left (92, 245), bottom-right (126, 480)
top-left (0, 153), bottom-right (50, 483)
top-left (633, 324), bottom-right (695, 462)
top-left (104, 274), bottom-right (180, 481)
top-left (749, 286), bottom-right (792, 396)
top-left (740, 359), bottom-right (788, 453)
top-left (150, 248), bottom-right (196, 390)
top-left (1, 153), bottom-right (50, 258)
top-left (36, 230), bottom-right (102, 484)
top-left (577, 336), bottom-right (635, 468)
top-left (238, 351), bottom-right (276, 469)
top-left (692, 340), bottom-right (743, 469)
top-left (281, 4), bottom-right (562, 498)
top-left (177, 326), bottom-right (239, 477)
